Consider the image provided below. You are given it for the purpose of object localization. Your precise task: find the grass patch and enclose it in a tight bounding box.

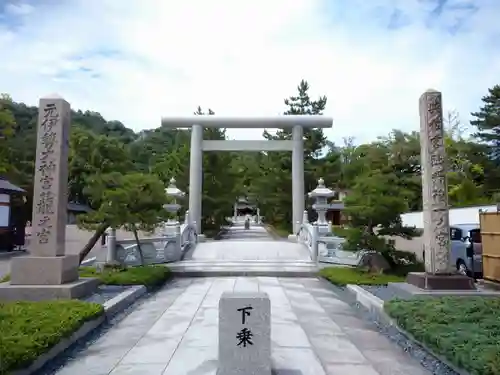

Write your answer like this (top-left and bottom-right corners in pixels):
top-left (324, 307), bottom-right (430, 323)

top-left (385, 297), bottom-right (500, 375)
top-left (0, 300), bottom-right (103, 374)
top-left (79, 265), bottom-right (171, 289)
top-left (319, 267), bottom-right (405, 286)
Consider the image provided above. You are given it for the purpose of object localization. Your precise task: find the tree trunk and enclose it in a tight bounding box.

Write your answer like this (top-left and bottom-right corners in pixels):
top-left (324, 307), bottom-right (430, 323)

top-left (132, 226), bottom-right (145, 265)
top-left (79, 222), bottom-right (109, 264)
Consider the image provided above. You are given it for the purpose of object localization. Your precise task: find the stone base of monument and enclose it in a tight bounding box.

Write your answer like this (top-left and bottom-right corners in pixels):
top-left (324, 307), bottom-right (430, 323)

top-left (0, 255), bottom-right (99, 301)
top-left (383, 271), bottom-right (500, 300)
top-left (406, 272), bottom-right (476, 290)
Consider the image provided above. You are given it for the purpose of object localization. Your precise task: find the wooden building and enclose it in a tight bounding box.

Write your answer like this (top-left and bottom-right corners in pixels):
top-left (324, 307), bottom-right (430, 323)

top-left (0, 177), bottom-right (26, 252)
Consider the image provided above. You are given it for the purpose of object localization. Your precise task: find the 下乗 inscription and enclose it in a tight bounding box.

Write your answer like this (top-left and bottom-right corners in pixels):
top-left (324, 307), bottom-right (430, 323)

top-left (236, 306), bottom-right (254, 348)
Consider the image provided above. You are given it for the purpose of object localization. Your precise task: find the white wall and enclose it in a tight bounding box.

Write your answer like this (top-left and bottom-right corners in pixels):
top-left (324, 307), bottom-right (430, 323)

top-left (395, 204), bottom-right (498, 260)
top-left (401, 205), bottom-right (498, 228)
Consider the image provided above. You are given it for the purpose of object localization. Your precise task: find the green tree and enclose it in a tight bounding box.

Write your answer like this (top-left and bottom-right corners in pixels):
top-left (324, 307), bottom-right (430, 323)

top-left (342, 170), bottom-right (419, 258)
top-left (194, 106), bottom-right (237, 236)
top-left (77, 172), bottom-right (169, 263)
top-left (256, 80), bottom-right (328, 231)
top-left (69, 127), bottom-right (135, 205)
top-left (471, 85), bottom-right (500, 159)
top-left (0, 94), bottom-right (17, 174)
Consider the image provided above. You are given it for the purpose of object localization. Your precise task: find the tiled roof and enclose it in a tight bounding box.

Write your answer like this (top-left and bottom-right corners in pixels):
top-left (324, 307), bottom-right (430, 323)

top-left (0, 177), bottom-right (25, 193)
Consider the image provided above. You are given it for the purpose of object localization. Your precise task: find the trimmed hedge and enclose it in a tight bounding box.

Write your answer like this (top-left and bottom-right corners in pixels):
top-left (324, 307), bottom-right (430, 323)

top-left (385, 297), bottom-right (500, 375)
top-left (79, 264), bottom-right (171, 288)
top-left (319, 267), bottom-right (404, 286)
top-left (2, 265), bottom-right (171, 289)
top-left (0, 300), bottom-right (103, 374)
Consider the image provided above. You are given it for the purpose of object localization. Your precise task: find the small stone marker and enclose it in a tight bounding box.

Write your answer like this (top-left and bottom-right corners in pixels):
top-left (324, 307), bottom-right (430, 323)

top-left (218, 292), bottom-right (271, 375)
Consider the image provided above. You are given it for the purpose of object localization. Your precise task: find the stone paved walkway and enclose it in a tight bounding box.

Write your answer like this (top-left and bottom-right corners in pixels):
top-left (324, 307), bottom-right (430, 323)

top-left (191, 225), bottom-right (311, 261)
top-left (52, 277), bottom-right (430, 375)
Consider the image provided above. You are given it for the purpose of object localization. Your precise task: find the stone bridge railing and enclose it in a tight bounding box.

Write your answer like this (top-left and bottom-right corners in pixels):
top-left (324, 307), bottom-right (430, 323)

top-left (99, 212), bottom-right (198, 267)
top-left (294, 209), bottom-right (366, 266)
top-left (296, 223), bottom-right (365, 266)
top-left (296, 223), bottom-right (319, 262)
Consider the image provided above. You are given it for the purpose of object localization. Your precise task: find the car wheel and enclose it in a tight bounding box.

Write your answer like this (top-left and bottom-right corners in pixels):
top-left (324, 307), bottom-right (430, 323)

top-left (456, 260), bottom-right (469, 276)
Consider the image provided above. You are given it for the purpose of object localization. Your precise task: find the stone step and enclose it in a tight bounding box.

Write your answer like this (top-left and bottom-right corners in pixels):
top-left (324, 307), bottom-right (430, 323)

top-left (168, 260), bottom-right (319, 277)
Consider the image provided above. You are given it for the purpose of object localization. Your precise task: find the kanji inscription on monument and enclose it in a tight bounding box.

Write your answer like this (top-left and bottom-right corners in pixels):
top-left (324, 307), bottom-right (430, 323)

top-left (419, 89), bottom-right (451, 274)
top-left (218, 292), bottom-right (271, 375)
top-left (31, 96), bottom-right (71, 257)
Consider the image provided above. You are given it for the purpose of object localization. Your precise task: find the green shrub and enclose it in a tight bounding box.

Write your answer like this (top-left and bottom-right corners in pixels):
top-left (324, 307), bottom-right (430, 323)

top-left (79, 264), bottom-right (171, 288)
top-left (0, 274), bottom-right (10, 283)
top-left (331, 225), bottom-right (350, 238)
top-left (385, 297), bottom-right (500, 375)
top-left (319, 267), bottom-right (404, 286)
top-left (2, 265), bottom-right (171, 289)
top-left (0, 300), bottom-right (103, 374)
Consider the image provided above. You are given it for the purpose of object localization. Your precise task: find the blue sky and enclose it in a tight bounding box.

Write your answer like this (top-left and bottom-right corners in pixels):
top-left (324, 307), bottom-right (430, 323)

top-left (0, 0), bottom-right (499, 144)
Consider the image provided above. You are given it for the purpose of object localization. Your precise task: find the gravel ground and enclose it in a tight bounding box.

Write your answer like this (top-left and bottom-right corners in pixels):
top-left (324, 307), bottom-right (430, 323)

top-left (361, 284), bottom-right (408, 301)
top-left (82, 285), bottom-right (132, 304)
top-left (328, 284), bottom-right (462, 375)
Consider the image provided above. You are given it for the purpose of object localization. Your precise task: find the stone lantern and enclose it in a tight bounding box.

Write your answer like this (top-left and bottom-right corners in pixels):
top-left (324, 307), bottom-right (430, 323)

top-left (308, 177), bottom-right (335, 234)
top-left (163, 177), bottom-right (185, 234)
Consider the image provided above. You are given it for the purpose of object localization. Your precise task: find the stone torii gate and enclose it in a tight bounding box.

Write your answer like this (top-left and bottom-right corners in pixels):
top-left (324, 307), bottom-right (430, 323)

top-left (160, 116), bottom-right (334, 235)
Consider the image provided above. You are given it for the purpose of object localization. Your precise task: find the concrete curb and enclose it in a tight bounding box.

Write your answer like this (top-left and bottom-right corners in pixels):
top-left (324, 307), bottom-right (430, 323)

top-left (11, 284), bottom-right (148, 375)
top-left (80, 256), bottom-right (97, 266)
top-left (103, 285), bottom-right (147, 318)
top-left (344, 284), bottom-right (471, 375)
top-left (345, 284), bottom-right (384, 313)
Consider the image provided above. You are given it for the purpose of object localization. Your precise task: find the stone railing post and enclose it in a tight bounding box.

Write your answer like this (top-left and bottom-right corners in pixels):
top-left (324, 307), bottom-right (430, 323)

top-left (311, 224), bottom-right (319, 262)
top-left (106, 227), bottom-right (117, 263)
top-left (302, 210), bottom-right (309, 224)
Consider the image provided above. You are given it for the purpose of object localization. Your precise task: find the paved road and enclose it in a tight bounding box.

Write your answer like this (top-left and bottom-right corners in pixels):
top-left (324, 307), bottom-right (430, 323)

top-left (51, 277), bottom-right (430, 375)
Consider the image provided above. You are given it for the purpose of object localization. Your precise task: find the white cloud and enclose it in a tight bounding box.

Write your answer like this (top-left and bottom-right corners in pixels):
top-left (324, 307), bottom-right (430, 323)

top-left (0, 0), bottom-right (499, 144)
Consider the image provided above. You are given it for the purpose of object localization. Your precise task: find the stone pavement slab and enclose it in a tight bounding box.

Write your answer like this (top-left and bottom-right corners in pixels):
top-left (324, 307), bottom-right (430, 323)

top-left (191, 225), bottom-right (312, 261)
top-left (51, 277), bottom-right (431, 375)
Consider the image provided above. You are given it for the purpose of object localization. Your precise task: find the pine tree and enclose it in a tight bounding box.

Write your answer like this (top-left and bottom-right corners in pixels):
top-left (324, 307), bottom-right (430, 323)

top-left (257, 80), bottom-right (329, 231)
top-left (471, 85), bottom-right (500, 160)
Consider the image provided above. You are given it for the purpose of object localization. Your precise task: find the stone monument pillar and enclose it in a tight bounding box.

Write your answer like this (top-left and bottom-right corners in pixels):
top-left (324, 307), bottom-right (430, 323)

top-left (0, 94), bottom-right (99, 301)
top-left (406, 89), bottom-right (474, 290)
top-left (292, 125), bottom-right (305, 233)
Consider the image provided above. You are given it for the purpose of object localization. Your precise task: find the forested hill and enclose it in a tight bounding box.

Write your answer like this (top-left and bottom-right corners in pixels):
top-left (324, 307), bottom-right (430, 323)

top-left (0, 95), bottom-right (191, 193)
top-left (1, 81), bottom-right (500, 236)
